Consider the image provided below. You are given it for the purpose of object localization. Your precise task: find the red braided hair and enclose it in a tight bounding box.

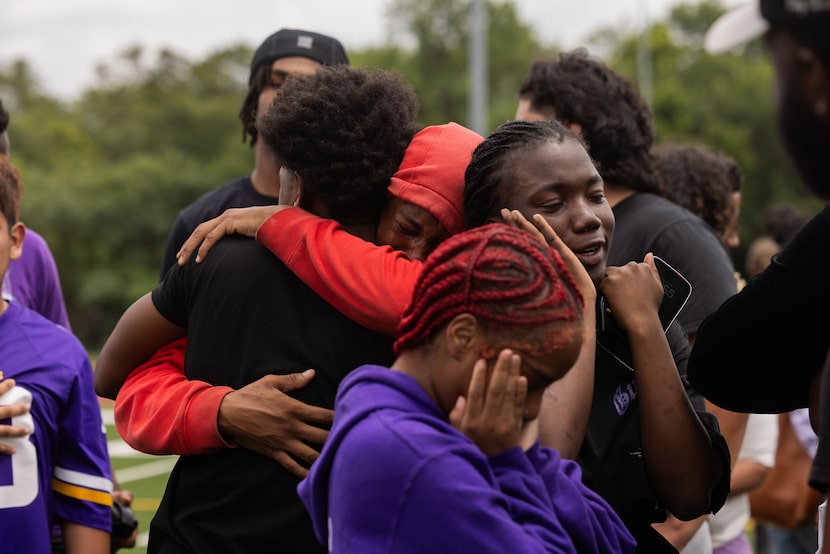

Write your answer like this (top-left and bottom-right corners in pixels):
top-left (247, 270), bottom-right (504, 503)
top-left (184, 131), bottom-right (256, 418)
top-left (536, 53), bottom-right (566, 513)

top-left (394, 223), bottom-right (584, 355)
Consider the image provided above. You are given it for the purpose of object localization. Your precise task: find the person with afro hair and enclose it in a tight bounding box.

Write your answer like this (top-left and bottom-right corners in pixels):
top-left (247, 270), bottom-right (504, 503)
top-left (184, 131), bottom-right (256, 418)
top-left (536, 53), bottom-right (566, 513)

top-left (94, 64), bottom-right (419, 553)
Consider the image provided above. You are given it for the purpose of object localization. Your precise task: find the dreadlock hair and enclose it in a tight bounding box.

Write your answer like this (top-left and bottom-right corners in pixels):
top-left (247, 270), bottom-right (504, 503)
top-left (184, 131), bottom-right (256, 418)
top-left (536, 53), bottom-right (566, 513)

top-left (0, 156), bottom-right (22, 229)
top-left (518, 49), bottom-right (660, 195)
top-left (239, 64), bottom-right (266, 146)
top-left (394, 223), bottom-right (584, 357)
top-left (653, 143), bottom-right (743, 240)
top-left (258, 65), bottom-right (419, 228)
top-left (463, 119), bottom-right (587, 229)
top-left (238, 63), bottom-right (279, 147)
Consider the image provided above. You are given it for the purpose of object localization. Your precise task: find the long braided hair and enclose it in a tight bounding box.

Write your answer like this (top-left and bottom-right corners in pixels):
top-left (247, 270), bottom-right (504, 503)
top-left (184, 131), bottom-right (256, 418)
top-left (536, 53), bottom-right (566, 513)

top-left (394, 223), bottom-right (584, 356)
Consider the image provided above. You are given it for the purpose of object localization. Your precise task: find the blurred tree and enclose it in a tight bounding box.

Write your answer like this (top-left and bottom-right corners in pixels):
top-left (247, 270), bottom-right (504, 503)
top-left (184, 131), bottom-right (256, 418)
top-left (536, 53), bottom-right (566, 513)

top-left (0, 0), bottom-right (822, 350)
top-left (2, 45), bottom-right (252, 348)
top-left (360, 0), bottom-right (553, 131)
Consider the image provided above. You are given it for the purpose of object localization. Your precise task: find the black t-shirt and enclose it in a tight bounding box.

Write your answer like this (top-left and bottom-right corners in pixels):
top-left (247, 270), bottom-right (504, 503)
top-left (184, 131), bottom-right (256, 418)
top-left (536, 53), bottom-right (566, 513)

top-left (578, 319), bottom-right (730, 552)
top-left (148, 235), bottom-right (395, 554)
top-left (160, 176), bottom-right (277, 281)
top-left (608, 193), bottom-right (737, 335)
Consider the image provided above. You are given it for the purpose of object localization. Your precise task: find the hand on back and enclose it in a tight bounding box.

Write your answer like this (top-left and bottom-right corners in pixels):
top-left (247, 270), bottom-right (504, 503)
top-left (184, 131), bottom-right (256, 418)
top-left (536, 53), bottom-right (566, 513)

top-left (217, 369), bottom-right (334, 478)
top-left (176, 205), bottom-right (288, 266)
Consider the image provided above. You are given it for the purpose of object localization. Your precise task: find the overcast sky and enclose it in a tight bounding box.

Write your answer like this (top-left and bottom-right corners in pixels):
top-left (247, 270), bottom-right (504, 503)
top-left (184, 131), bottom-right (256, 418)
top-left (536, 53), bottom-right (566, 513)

top-left (2, 0), bottom-right (743, 101)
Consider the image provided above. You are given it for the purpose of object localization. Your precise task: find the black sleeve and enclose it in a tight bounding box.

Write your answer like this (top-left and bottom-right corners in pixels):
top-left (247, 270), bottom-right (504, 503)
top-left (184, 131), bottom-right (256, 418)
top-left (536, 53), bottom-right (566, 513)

top-left (151, 259), bottom-right (190, 329)
top-left (688, 205), bottom-right (830, 414)
top-left (668, 321), bottom-right (732, 514)
top-left (159, 215), bottom-right (190, 282)
top-left (810, 348), bottom-right (830, 493)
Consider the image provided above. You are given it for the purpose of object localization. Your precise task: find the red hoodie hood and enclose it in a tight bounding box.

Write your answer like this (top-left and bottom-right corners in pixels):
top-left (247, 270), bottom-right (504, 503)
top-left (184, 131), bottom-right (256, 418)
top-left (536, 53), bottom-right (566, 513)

top-left (388, 122), bottom-right (484, 236)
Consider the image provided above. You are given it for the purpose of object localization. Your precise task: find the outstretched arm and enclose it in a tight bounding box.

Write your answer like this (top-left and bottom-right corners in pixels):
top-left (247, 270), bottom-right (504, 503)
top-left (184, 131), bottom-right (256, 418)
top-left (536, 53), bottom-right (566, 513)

top-left (175, 205), bottom-right (424, 336)
top-left (256, 208), bottom-right (422, 335)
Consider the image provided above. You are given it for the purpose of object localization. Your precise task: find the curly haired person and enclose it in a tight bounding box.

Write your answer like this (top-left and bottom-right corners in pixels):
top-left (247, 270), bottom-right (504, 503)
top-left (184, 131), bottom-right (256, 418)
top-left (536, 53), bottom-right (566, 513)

top-left (95, 65), bottom-right (419, 553)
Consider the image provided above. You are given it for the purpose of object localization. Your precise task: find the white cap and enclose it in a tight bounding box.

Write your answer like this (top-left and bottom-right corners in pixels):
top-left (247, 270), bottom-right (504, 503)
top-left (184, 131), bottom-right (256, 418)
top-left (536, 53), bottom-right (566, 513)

top-left (704, 2), bottom-right (769, 54)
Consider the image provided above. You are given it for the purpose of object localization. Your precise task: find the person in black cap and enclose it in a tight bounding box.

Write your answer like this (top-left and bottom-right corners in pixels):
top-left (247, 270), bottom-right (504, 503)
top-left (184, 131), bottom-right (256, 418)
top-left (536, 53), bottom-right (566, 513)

top-left (690, 0), bottom-right (830, 548)
top-left (159, 28), bottom-right (349, 280)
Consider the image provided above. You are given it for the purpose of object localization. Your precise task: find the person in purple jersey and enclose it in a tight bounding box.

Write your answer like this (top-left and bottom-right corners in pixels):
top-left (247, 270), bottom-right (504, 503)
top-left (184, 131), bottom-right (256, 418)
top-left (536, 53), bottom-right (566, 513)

top-left (0, 99), bottom-right (70, 330)
top-left (0, 97), bottom-right (137, 552)
top-left (299, 223), bottom-right (636, 554)
top-left (0, 155), bottom-right (112, 553)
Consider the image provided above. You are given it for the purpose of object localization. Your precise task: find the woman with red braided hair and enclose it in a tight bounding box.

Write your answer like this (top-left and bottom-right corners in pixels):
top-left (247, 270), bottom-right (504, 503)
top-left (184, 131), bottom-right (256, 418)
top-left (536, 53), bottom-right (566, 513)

top-left (297, 223), bottom-right (635, 553)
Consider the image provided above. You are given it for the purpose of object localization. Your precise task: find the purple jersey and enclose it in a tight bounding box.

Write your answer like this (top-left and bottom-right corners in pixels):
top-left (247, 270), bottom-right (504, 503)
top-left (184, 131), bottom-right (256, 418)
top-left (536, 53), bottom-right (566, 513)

top-left (1, 229), bottom-right (71, 330)
top-left (0, 303), bottom-right (111, 553)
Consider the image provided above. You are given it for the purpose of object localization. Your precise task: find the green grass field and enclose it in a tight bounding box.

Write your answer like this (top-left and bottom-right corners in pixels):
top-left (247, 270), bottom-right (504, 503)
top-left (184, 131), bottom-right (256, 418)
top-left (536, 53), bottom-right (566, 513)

top-left (103, 400), bottom-right (175, 554)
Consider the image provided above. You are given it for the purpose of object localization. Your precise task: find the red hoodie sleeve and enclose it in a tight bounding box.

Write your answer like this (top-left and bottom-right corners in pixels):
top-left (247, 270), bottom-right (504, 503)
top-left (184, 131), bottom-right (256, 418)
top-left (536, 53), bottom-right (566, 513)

top-left (256, 207), bottom-right (423, 336)
top-left (114, 337), bottom-right (235, 455)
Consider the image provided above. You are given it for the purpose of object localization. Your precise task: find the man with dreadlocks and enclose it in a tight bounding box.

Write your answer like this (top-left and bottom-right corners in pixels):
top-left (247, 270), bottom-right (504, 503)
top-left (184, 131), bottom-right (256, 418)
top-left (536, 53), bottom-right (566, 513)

top-left (159, 28), bottom-right (349, 280)
top-left (297, 223), bottom-right (636, 553)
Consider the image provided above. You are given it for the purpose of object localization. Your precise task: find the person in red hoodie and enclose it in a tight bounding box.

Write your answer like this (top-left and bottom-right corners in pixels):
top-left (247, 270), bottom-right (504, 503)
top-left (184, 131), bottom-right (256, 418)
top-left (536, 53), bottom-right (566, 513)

top-left (97, 122), bottom-right (484, 464)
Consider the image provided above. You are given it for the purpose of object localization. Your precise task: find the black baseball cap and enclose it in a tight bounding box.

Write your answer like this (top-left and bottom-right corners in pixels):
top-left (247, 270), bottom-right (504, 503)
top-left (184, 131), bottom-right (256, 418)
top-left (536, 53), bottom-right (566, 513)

top-left (249, 29), bottom-right (349, 84)
top-left (705, 0), bottom-right (830, 53)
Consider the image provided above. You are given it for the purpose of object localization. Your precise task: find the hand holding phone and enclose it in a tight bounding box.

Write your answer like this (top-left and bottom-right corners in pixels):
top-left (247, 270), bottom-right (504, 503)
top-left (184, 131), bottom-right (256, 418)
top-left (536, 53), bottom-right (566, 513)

top-left (596, 256), bottom-right (692, 372)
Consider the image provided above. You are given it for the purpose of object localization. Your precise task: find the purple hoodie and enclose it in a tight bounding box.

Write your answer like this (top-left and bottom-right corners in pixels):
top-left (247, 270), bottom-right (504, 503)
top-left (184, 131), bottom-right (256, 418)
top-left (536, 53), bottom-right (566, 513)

top-left (298, 365), bottom-right (636, 553)
top-left (2, 229), bottom-right (71, 329)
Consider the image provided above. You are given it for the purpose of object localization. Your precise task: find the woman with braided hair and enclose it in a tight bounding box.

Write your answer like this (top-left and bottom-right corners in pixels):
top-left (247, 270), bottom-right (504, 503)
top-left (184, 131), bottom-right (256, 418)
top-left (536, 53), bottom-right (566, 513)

top-left (297, 223), bottom-right (635, 553)
top-left (464, 120), bottom-right (729, 553)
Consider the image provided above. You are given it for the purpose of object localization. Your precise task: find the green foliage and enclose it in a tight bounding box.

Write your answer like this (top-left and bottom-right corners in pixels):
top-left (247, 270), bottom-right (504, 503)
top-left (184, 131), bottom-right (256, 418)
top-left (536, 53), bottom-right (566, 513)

top-left (2, 46), bottom-right (253, 349)
top-left (376, 0), bottom-right (548, 131)
top-left (603, 0), bottom-right (823, 266)
top-left (0, 0), bottom-right (822, 349)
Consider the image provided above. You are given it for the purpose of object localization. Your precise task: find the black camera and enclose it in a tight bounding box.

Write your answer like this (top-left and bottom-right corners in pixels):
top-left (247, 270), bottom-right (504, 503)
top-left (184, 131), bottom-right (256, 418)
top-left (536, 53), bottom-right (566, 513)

top-left (111, 500), bottom-right (138, 540)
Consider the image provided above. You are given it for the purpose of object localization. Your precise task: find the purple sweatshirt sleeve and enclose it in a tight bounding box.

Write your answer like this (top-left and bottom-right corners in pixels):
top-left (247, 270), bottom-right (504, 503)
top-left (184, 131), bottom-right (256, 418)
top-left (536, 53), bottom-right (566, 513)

top-left (378, 445), bottom-right (584, 554)
top-left (524, 444), bottom-right (637, 553)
